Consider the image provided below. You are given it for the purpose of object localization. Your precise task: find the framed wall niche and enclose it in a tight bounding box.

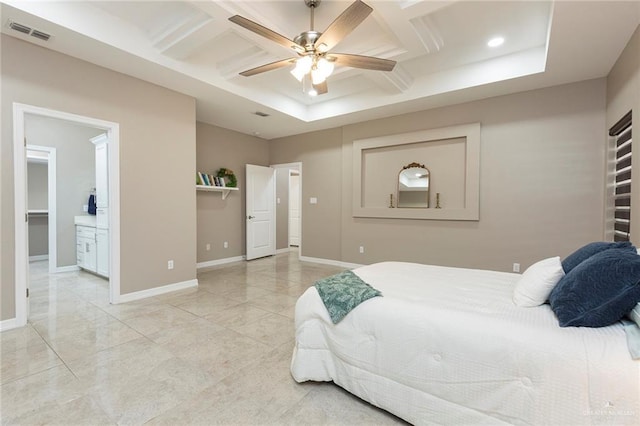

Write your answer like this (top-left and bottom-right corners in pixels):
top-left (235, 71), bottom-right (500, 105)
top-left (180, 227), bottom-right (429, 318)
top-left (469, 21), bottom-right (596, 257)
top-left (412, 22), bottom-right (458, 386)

top-left (352, 123), bottom-right (480, 220)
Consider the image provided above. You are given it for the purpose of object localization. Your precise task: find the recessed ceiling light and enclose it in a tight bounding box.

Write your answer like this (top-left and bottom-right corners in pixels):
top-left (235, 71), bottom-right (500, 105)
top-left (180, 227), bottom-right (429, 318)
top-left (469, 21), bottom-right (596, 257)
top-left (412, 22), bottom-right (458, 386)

top-left (308, 88), bottom-right (318, 97)
top-left (487, 37), bottom-right (504, 48)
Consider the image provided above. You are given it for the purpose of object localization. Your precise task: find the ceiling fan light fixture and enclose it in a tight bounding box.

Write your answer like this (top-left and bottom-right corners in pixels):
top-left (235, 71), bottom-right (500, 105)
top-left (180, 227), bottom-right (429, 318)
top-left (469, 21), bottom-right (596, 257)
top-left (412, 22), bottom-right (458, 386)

top-left (291, 56), bottom-right (313, 81)
top-left (311, 67), bottom-right (326, 85)
top-left (316, 57), bottom-right (334, 77)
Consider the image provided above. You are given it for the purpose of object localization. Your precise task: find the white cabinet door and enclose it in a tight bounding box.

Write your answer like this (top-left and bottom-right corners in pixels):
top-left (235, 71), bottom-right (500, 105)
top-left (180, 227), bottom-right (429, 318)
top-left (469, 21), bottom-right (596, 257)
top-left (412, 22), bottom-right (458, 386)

top-left (83, 237), bottom-right (97, 273)
top-left (96, 228), bottom-right (109, 277)
top-left (93, 135), bottom-right (109, 208)
top-left (76, 226), bottom-right (97, 273)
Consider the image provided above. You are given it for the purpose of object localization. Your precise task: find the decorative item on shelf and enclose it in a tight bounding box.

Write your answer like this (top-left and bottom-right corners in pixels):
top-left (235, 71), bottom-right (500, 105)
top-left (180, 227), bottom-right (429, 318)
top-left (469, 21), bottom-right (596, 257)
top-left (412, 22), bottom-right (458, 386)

top-left (389, 193), bottom-right (395, 208)
top-left (435, 192), bottom-right (442, 209)
top-left (217, 168), bottom-right (237, 187)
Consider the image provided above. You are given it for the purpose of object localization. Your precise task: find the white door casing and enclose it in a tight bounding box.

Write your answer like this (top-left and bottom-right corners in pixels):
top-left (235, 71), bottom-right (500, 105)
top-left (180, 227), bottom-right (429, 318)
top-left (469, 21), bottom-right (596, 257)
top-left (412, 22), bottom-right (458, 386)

top-left (246, 164), bottom-right (276, 260)
top-left (11, 103), bottom-right (120, 330)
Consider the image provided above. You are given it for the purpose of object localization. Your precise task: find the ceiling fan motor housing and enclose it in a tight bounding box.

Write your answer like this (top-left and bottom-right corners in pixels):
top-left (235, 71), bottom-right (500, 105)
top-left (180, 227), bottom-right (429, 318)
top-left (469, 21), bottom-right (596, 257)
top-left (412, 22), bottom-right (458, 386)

top-left (294, 31), bottom-right (322, 52)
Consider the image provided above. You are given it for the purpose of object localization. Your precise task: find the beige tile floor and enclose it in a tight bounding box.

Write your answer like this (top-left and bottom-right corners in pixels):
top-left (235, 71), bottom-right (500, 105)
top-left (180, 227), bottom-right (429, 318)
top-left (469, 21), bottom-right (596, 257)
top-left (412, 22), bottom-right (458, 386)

top-left (1, 251), bottom-right (405, 425)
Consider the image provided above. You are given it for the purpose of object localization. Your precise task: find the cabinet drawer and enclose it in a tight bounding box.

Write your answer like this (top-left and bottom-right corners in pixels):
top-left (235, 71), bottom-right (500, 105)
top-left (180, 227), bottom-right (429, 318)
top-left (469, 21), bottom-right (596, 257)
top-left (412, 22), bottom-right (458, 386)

top-left (76, 226), bottom-right (96, 239)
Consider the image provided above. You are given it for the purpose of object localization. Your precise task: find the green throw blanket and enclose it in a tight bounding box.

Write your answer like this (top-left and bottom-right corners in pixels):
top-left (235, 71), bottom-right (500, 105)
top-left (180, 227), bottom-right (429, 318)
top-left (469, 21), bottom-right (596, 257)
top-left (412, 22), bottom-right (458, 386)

top-left (314, 270), bottom-right (382, 324)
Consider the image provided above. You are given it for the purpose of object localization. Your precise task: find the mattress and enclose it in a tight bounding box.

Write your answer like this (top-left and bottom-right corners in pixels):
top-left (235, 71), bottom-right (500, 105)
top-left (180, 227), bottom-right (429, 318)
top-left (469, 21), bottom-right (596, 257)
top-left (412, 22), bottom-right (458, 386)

top-left (291, 261), bottom-right (640, 425)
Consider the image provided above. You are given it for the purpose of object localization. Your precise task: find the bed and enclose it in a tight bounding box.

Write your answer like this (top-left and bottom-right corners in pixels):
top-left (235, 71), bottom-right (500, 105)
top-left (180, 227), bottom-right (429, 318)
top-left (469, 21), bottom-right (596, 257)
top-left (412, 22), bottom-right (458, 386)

top-left (290, 261), bottom-right (640, 425)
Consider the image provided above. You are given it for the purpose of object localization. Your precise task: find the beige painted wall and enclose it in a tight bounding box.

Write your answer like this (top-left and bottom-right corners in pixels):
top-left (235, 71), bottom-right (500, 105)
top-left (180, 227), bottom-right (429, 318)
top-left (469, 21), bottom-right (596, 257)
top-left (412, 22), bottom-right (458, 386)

top-left (26, 115), bottom-right (102, 267)
top-left (269, 128), bottom-right (344, 260)
top-left (607, 25), bottom-right (640, 243)
top-left (1, 35), bottom-right (196, 321)
top-left (271, 79), bottom-right (608, 271)
top-left (195, 122), bottom-right (269, 263)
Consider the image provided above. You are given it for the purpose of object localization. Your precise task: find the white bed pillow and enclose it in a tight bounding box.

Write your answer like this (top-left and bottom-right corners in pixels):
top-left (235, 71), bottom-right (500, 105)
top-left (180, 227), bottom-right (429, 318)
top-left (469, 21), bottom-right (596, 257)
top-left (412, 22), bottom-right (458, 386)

top-left (629, 302), bottom-right (640, 327)
top-left (513, 256), bottom-right (565, 307)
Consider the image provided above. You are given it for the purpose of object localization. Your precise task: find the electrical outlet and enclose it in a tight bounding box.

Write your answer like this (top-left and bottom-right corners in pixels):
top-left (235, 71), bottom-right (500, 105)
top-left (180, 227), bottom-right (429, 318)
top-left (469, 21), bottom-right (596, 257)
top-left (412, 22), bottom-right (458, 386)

top-left (224, 241), bottom-right (229, 249)
top-left (359, 246), bottom-right (365, 254)
top-left (168, 260), bottom-right (174, 270)
top-left (83, 204), bottom-right (88, 212)
top-left (513, 263), bottom-right (520, 273)
top-left (205, 243), bottom-right (211, 251)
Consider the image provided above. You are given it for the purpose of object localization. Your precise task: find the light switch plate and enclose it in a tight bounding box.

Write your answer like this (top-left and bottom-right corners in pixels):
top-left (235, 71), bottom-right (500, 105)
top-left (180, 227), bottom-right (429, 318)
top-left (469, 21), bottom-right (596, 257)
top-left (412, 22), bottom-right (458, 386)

top-left (310, 197), bottom-right (317, 204)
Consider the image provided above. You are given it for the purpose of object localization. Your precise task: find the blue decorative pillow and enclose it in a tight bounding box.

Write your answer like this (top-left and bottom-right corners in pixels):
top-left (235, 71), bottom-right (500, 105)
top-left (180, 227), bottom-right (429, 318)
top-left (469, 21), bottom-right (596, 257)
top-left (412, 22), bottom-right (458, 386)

top-left (561, 241), bottom-right (634, 273)
top-left (550, 249), bottom-right (640, 327)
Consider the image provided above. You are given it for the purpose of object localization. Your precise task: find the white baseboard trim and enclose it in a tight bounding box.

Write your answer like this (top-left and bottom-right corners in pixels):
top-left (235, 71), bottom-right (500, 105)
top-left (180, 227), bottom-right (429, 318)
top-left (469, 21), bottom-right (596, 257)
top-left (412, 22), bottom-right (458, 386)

top-left (197, 256), bottom-right (245, 269)
top-left (116, 279), bottom-right (198, 304)
top-left (0, 317), bottom-right (19, 332)
top-left (29, 255), bottom-right (49, 262)
top-left (56, 265), bottom-right (80, 273)
top-left (299, 256), bottom-right (363, 270)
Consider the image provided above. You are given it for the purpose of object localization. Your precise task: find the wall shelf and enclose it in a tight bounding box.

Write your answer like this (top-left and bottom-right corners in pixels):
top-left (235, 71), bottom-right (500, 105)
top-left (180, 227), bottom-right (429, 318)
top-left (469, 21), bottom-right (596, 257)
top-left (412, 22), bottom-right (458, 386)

top-left (196, 185), bottom-right (239, 200)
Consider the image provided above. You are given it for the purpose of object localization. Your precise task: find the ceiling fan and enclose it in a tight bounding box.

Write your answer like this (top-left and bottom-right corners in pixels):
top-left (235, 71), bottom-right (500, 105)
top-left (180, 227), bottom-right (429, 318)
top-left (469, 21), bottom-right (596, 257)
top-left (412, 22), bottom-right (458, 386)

top-left (229, 0), bottom-right (396, 96)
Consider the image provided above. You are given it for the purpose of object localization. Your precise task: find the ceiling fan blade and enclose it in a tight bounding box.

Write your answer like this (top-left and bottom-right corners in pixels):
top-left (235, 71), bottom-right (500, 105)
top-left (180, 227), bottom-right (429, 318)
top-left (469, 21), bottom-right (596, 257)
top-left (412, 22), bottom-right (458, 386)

top-left (229, 15), bottom-right (303, 52)
top-left (239, 58), bottom-right (296, 77)
top-left (315, 0), bottom-right (373, 52)
top-left (313, 80), bottom-right (328, 95)
top-left (331, 53), bottom-right (396, 72)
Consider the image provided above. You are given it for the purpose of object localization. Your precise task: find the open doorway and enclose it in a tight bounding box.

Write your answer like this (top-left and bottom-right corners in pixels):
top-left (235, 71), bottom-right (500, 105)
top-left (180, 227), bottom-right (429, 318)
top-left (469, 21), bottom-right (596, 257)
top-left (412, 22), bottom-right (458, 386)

top-left (272, 162), bottom-right (302, 257)
top-left (289, 170), bottom-right (301, 247)
top-left (13, 103), bottom-right (120, 327)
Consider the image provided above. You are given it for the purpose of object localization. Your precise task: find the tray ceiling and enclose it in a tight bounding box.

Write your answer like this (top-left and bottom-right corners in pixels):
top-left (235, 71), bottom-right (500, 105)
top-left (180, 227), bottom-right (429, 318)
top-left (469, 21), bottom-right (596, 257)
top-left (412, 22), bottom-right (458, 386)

top-left (2, 1), bottom-right (639, 139)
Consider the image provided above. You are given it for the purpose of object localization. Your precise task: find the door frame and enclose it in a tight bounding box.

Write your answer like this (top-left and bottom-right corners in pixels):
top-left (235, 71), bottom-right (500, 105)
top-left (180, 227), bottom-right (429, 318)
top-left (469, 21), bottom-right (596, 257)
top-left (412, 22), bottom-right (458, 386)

top-left (26, 145), bottom-right (57, 273)
top-left (288, 170), bottom-right (301, 248)
top-left (271, 162), bottom-right (302, 258)
top-left (13, 103), bottom-right (121, 327)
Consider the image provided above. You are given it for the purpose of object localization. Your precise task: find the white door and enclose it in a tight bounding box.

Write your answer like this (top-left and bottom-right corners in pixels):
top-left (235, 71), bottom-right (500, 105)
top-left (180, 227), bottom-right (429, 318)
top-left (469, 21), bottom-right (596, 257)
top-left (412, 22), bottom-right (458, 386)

top-left (246, 164), bottom-right (276, 260)
top-left (289, 173), bottom-right (301, 246)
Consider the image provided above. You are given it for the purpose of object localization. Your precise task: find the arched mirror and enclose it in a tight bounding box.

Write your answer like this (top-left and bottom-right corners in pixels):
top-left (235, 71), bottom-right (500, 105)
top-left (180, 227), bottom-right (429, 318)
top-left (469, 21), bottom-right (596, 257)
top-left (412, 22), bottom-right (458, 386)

top-left (397, 162), bottom-right (430, 208)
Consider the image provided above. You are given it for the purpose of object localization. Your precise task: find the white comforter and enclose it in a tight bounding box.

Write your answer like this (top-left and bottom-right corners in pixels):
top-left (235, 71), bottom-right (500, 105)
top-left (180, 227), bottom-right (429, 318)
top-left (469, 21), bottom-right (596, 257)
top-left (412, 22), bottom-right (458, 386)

top-left (291, 262), bottom-right (640, 425)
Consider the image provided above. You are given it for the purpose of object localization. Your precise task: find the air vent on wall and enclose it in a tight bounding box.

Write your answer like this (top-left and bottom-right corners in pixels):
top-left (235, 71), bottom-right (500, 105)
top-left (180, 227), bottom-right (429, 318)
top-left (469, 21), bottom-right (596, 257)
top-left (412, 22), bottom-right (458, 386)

top-left (9, 21), bottom-right (30, 34)
top-left (8, 20), bottom-right (51, 41)
top-left (30, 30), bottom-right (51, 41)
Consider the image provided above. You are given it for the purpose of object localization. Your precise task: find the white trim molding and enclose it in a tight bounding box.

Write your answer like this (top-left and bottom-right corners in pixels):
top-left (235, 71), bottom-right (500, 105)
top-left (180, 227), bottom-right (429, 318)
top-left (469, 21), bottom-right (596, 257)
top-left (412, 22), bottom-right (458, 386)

top-left (29, 255), bottom-right (49, 262)
top-left (116, 279), bottom-right (198, 304)
top-left (26, 144), bottom-right (57, 273)
top-left (197, 256), bottom-right (245, 269)
top-left (13, 103), bottom-right (121, 328)
top-left (299, 255), bottom-right (363, 270)
top-left (0, 318), bottom-right (20, 332)
top-left (352, 123), bottom-right (481, 221)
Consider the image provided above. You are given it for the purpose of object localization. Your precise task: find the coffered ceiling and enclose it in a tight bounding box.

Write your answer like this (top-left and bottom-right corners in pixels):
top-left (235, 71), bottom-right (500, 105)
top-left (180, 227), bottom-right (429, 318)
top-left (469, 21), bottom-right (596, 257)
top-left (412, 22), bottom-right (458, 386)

top-left (2, 1), bottom-right (639, 139)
